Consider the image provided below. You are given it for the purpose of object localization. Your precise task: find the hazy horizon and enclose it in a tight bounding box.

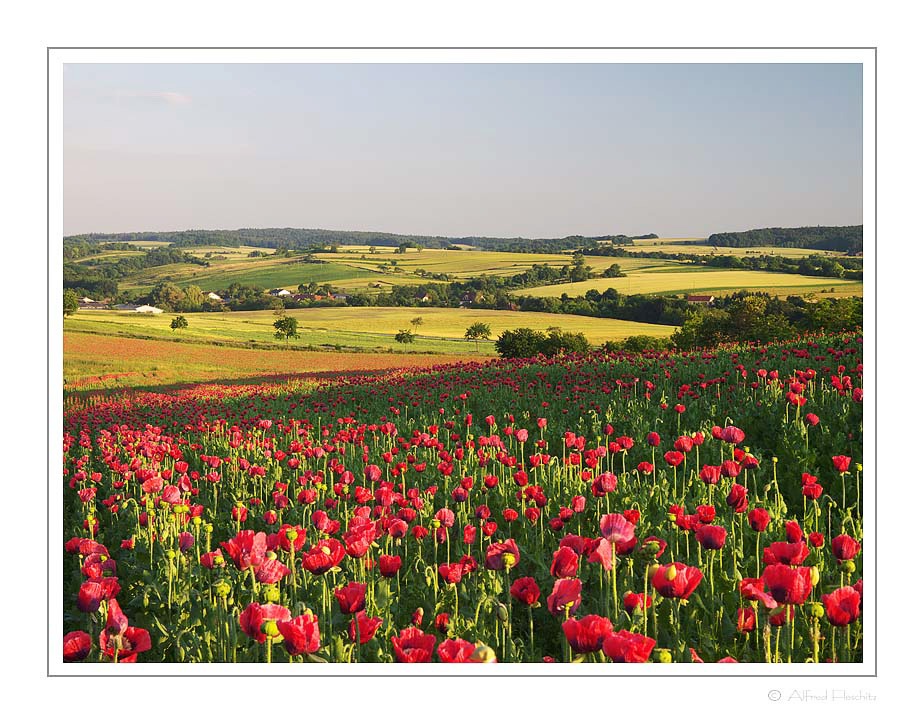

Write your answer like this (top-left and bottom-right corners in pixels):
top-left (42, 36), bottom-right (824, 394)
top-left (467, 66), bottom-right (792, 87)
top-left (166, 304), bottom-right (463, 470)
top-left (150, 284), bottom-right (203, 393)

top-left (64, 63), bottom-right (863, 238)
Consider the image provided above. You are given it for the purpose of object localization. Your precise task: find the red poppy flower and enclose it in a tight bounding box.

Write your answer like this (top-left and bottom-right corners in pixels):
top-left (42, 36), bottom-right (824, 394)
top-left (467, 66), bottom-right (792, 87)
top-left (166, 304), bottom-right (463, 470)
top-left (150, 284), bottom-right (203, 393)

top-left (762, 565), bottom-right (813, 605)
top-left (550, 546), bottom-right (580, 578)
top-left (334, 582), bottom-right (367, 614)
top-left (510, 576), bottom-right (540, 605)
top-left (623, 591), bottom-right (652, 615)
top-left (832, 455), bottom-right (852, 473)
top-left (664, 451), bottom-right (685, 467)
top-left (562, 614), bottom-right (614, 654)
top-left (822, 586), bottom-right (861, 627)
top-left (485, 539), bottom-right (520, 571)
top-left (602, 630), bottom-right (656, 663)
top-left (646, 432), bottom-right (661, 447)
top-left (547, 578), bottom-right (583, 616)
top-left (378, 554), bottom-right (402, 577)
top-left (726, 484), bottom-right (748, 512)
top-left (720, 426), bottom-right (745, 444)
top-left (785, 521), bottom-right (804, 543)
top-left (220, 530), bottom-right (267, 571)
top-left (736, 607), bottom-right (757, 633)
top-left (438, 562), bottom-right (466, 584)
top-left (302, 538), bottom-right (345, 575)
top-left (831, 534), bottom-right (861, 562)
top-left (699, 465), bottom-right (722, 485)
top-left (437, 637), bottom-right (477, 663)
top-left (763, 541), bottom-right (810, 566)
top-left (808, 532), bottom-right (824, 547)
top-left (99, 625), bottom-right (152, 663)
top-left (254, 558), bottom-right (291, 584)
top-left (738, 577), bottom-right (778, 609)
top-left (695, 524), bottom-right (727, 550)
top-left (599, 513), bottom-right (635, 544)
top-left (239, 602), bottom-right (293, 643)
top-left (349, 611), bottom-right (383, 644)
top-left (63, 631), bottom-right (92, 662)
top-left (748, 508), bottom-right (771, 532)
top-left (651, 562), bottom-right (703, 600)
top-left (278, 612), bottom-right (322, 655)
top-left (391, 627), bottom-right (437, 663)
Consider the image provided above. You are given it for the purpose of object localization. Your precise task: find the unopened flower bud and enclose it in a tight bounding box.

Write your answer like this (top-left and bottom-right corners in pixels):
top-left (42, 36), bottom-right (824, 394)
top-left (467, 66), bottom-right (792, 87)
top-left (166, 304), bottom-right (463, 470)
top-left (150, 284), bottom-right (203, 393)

top-left (808, 603), bottom-right (824, 619)
top-left (656, 649), bottom-right (672, 663)
top-left (809, 566), bottom-right (820, 586)
top-left (842, 560), bottom-right (856, 574)
top-left (665, 565), bottom-right (678, 581)
top-left (193, 516), bottom-right (202, 526)
top-left (496, 603), bottom-right (509, 624)
top-left (263, 620), bottom-right (280, 638)
top-left (263, 585), bottom-right (280, 602)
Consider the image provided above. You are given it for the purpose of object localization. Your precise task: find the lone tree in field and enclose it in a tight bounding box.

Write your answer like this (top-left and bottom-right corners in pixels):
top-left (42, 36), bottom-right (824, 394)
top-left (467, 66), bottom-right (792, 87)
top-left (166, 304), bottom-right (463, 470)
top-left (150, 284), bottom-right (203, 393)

top-left (395, 329), bottom-right (415, 344)
top-left (63, 289), bottom-right (79, 317)
top-left (464, 322), bottom-right (492, 351)
top-left (170, 315), bottom-right (189, 332)
top-left (410, 316), bottom-right (424, 329)
top-left (274, 316), bottom-right (300, 344)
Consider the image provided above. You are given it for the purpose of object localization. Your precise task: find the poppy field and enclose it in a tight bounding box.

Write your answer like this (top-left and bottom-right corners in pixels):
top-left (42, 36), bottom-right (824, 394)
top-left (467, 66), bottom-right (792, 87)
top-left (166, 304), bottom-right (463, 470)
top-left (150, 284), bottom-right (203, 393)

top-left (62, 331), bottom-right (864, 665)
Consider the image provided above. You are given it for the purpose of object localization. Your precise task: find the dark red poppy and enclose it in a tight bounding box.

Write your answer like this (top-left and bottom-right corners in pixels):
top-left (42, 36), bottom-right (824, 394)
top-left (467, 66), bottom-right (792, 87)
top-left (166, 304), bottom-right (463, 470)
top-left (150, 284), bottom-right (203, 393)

top-left (302, 538), bottom-right (345, 575)
top-left (63, 631), bottom-right (92, 662)
top-left (831, 534), bottom-right (861, 562)
top-left (510, 576), bottom-right (540, 605)
top-left (378, 554), bottom-right (402, 577)
top-left (762, 565), bottom-right (813, 605)
top-left (736, 607), bottom-right (757, 633)
top-left (239, 602), bottom-right (292, 643)
top-left (349, 611), bottom-right (383, 644)
top-left (335, 582), bottom-right (367, 614)
top-left (822, 586), bottom-right (860, 627)
top-left (278, 612), bottom-right (321, 655)
top-left (546, 578), bottom-right (583, 616)
top-left (391, 626), bottom-right (437, 663)
top-left (602, 630), bottom-right (656, 663)
top-left (485, 539), bottom-right (520, 571)
top-left (651, 562), bottom-right (703, 600)
top-left (763, 541), bottom-right (810, 566)
top-left (562, 614), bottom-right (614, 654)
top-left (785, 521), bottom-right (804, 543)
top-left (695, 524), bottom-right (727, 550)
top-left (220, 530), bottom-right (267, 570)
top-left (99, 625), bottom-right (152, 663)
top-left (699, 465), bottom-right (722, 485)
top-left (623, 591), bottom-right (652, 615)
top-left (726, 484), bottom-right (748, 512)
top-left (748, 508), bottom-right (771, 532)
top-left (664, 451), bottom-right (685, 467)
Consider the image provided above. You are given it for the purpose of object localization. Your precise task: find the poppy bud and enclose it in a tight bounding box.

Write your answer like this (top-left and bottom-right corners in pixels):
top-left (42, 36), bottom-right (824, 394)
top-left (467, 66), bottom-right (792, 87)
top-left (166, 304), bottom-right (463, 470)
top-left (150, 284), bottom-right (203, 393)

top-left (205, 524), bottom-right (213, 533)
top-left (263, 585), bottom-right (281, 602)
top-left (432, 519), bottom-right (441, 529)
top-left (808, 603), bottom-right (824, 618)
top-left (810, 566), bottom-right (820, 586)
top-left (166, 550), bottom-right (176, 560)
top-left (193, 516), bottom-right (202, 526)
top-left (665, 565), bottom-right (678, 581)
top-left (655, 648), bottom-right (672, 663)
top-left (215, 580), bottom-right (231, 598)
top-left (496, 603), bottom-right (509, 624)
top-left (842, 560), bottom-right (856, 574)
top-left (263, 620), bottom-right (280, 638)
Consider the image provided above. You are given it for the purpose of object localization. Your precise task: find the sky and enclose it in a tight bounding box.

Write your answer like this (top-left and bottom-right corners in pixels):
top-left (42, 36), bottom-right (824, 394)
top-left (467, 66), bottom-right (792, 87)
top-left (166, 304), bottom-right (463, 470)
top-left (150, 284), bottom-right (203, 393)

top-left (63, 63), bottom-right (863, 238)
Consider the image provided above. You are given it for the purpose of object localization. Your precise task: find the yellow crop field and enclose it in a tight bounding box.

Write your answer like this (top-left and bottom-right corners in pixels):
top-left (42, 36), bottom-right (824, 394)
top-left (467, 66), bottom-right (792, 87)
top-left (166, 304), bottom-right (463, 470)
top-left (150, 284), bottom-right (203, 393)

top-left (511, 269), bottom-right (862, 299)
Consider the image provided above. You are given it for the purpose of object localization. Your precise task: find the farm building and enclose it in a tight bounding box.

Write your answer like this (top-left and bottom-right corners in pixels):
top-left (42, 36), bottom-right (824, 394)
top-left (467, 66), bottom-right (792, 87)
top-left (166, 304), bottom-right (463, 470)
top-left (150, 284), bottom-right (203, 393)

top-left (686, 295), bottom-right (715, 306)
top-left (135, 305), bottom-right (164, 314)
top-left (268, 288), bottom-right (292, 297)
top-left (207, 292), bottom-right (225, 302)
top-left (78, 299), bottom-right (110, 310)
